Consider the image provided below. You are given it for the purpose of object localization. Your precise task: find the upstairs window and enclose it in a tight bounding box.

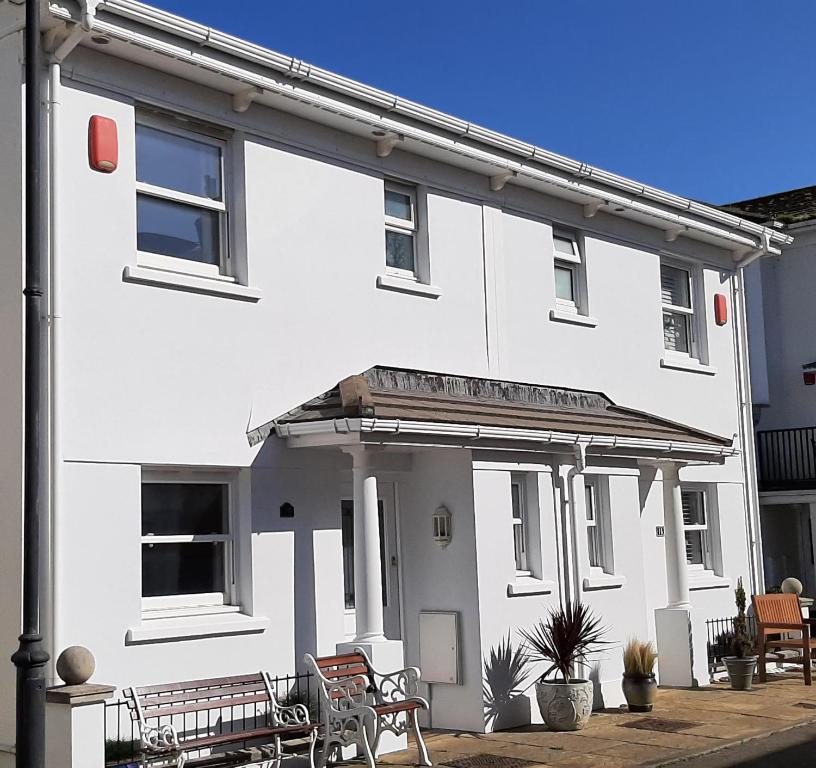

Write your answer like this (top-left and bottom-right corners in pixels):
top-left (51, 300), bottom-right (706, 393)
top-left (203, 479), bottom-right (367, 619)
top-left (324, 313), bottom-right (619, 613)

top-left (384, 182), bottom-right (418, 279)
top-left (136, 117), bottom-right (228, 278)
top-left (553, 231), bottom-right (587, 314)
top-left (682, 489), bottom-right (712, 569)
top-left (141, 478), bottom-right (234, 611)
top-left (661, 262), bottom-right (695, 355)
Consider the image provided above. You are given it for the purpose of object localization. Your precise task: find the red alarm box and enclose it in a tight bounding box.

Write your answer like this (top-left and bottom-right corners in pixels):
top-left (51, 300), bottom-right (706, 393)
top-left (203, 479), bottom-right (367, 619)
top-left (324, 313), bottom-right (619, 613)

top-left (805, 372), bottom-right (816, 386)
top-left (714, 293), bottom-right (728, 326)
top-left (88, 115), bottom-right (118, 172)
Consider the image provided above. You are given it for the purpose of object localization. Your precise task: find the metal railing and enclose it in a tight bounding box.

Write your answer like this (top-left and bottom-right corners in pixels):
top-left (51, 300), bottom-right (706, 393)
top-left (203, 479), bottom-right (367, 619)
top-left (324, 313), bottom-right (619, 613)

top-left (705, 615), bottom-right (757, 672)
top-left (104, 671), bottom-right (315, 767)
top-left (756, 426), bottom-right (816, 491)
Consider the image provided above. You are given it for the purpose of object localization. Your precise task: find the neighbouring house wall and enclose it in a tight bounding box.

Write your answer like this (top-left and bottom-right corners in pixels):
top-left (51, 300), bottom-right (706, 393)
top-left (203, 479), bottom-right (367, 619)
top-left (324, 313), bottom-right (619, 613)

top-left (399, 449), bottom-right (483, 732)
top-left (0, 25), bottom-right (24, 755)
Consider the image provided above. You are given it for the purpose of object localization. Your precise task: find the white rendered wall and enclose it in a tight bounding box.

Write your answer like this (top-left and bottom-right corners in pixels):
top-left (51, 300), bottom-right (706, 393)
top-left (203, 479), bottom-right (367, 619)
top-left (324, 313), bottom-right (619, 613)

top-left (0, 25), bottom-right (24, 752)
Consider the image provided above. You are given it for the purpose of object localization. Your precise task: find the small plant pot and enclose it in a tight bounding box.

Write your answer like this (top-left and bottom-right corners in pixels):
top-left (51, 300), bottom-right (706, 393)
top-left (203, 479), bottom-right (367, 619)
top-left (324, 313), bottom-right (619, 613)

top-left (622, 673), bottom-right (657, 712)
top-left (535, 679), bottom-right (594, 731)
top-left (723, 656), bottom-right (757, 690)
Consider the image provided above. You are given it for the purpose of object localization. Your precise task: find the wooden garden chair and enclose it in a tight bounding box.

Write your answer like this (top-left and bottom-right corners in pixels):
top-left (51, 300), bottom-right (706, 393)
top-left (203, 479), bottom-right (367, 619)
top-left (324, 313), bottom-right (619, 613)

top-left (753, 593), bottom-right (816, 685)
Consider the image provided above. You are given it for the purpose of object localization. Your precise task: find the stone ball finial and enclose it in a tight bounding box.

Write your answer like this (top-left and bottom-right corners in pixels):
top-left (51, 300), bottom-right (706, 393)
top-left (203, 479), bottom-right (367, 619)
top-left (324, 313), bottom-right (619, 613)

top-left (56, 646), bottom-right (95, 686)
top-left (781, 577), bottom-right (804, 596)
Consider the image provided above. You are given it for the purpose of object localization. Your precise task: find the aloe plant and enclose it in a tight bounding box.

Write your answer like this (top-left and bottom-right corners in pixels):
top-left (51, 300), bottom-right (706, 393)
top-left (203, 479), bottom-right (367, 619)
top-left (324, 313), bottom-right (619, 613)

top-left (520, 602), bottom-right (608, 683)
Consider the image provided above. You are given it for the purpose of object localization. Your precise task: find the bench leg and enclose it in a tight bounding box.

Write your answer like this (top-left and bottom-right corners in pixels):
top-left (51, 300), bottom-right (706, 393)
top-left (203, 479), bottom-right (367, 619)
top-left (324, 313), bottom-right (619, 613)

top-left (805, 643), bottom-right (812, 686)
top-left (360, 729), bottom-right (377, 768)
top-left (308, 728), bottom-right (318, 768)
top-left (411, 710), bottom-right (432, 767)
top-left (316, 733), bottom-right (333, 768)
top-left (274, 734), bottom-right (284, 768)
top-left (757, 637), bottom-right (767, 683)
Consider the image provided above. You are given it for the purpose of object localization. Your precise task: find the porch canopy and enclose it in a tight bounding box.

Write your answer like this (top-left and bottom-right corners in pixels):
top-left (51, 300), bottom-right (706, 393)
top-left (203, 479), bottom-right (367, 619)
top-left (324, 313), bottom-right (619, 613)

top-left (249, 366), bottom-right (736, 463)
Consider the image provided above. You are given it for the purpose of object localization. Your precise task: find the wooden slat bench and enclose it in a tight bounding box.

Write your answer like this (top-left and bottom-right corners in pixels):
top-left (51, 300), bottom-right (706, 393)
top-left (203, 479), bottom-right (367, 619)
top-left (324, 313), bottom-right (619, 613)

top-left (124, 672), bottom-right (317, 768)
top-left (753, 593), bottom-right (816, 685)
top-left (304, 648), bottom-right (431, 768)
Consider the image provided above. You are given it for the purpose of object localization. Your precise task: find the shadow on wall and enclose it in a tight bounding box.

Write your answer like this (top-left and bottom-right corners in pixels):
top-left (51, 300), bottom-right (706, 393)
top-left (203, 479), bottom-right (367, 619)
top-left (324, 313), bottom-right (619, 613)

top-left (482, 635), bottom-right (531, 730)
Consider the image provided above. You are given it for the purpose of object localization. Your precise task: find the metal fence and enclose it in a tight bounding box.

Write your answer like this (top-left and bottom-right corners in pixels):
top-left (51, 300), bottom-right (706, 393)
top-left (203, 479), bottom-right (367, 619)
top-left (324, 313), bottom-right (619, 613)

top-left (104, 671), bottom-right (315, 767)
top-left (756, 426), bottom-right (816, 491)
top-left (705, 615), bottom-right (757, 671)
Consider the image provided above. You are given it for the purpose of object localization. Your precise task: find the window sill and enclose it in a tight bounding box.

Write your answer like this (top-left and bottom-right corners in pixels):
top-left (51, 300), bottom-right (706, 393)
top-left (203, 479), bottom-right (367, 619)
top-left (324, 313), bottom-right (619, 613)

top-left (123, 265), bottom-right (262, 302)
top-left (582, 573), bottom-right (627, 591)
top-left (549, 309), bottom-right (598, 328)
top-left (507, 578), bottom-right (556, 597)
top-left (660, 355), bottom-right (717, 376)
top-left (376, 274), bottom-right (441, 298)
top-left (689, 573), bottom-right (731, 591)
top-left (126, 611), bottom-right (270, 645)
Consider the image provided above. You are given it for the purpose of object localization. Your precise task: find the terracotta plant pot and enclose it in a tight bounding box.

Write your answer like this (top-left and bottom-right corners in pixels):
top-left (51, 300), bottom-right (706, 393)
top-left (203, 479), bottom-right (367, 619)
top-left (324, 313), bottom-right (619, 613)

top-left (723, 656), bottom-right (757, 690)
top-left (535, 679), bottom-right (593, 731)
top-left (622, 673), bottom-right (657, 712)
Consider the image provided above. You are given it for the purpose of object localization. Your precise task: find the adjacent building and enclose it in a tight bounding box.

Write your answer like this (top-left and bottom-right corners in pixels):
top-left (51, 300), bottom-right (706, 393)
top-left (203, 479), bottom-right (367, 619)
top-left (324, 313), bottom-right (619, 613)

top-left (0, 0), bottom-right (793, 760)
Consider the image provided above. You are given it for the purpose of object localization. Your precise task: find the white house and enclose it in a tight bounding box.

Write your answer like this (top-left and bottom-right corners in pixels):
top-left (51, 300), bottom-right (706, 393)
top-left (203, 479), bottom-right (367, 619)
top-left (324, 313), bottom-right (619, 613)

top-left (0, 0), bottom-right (793, 761)
top-left (725, 187), bottom-right (816, 595)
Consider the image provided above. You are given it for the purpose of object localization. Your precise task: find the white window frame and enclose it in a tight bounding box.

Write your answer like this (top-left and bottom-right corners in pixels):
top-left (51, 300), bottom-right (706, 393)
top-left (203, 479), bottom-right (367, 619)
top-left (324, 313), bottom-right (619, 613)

top-left (660, 259), bottom-right (700, 359)
top-left (681, 487), bottom-right (714, 573)
top-left (511, 474), bottom-right (530, 575)
top-left (384, 180), bottom-right (418, 281)
top-left (552, 230), bottom-right (586, 314)
top-left (140, 471), bottom-right (237, 614)
top-left (583, 476), bottom-right (614, 576)
top-left (135, 113), bottom-right (232, 282)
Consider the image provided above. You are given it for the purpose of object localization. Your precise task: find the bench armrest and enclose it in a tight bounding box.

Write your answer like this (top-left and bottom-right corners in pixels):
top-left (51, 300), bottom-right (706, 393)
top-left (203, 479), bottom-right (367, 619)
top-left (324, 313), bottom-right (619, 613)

top-left (275, 703), bottom-right (311, 727)
top-left (323, 677), bottom-right (370, 712)
top-left (370, 666), bottom-right (421, 703)
top-left (139, 722), bottom-right (180, 754)
top-left (758, 621), bottom-right (808, 632)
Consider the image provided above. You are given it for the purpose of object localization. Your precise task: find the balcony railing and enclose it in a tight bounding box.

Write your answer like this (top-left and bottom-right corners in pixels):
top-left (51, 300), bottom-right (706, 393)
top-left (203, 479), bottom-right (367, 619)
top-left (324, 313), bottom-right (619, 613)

top-left (756, 426), bottom-right (816, 491)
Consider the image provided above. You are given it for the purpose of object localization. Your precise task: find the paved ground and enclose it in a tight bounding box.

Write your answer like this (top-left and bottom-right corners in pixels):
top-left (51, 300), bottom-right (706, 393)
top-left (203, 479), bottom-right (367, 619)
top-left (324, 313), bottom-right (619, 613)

top-left (379, 672), bottom-right (816, 767)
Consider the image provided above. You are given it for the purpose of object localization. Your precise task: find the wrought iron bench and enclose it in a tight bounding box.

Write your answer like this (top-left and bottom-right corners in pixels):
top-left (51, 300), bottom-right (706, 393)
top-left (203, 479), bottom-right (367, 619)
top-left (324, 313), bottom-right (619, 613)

top-left (304, 648), bottom-right (431, 768)
top-left (753, 593), bottom-right (816, 685)
top-left (123, 671), bottom-right (317, 768)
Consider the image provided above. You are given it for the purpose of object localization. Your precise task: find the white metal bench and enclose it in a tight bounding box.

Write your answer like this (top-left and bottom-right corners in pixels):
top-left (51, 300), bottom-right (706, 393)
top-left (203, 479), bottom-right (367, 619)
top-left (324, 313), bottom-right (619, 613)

top-left (304, 648), bottom-right (431, 768)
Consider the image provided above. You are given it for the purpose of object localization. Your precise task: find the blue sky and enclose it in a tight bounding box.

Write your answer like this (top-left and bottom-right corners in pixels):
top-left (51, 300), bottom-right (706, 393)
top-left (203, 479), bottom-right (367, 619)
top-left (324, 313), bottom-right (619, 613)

top-left (150, 1), bottom-right (813, 204)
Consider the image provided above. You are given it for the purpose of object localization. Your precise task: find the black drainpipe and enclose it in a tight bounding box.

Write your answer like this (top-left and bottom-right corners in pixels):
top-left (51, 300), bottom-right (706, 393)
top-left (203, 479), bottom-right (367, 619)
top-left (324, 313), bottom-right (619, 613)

top-left (11, 0), bottom-right (50, 765)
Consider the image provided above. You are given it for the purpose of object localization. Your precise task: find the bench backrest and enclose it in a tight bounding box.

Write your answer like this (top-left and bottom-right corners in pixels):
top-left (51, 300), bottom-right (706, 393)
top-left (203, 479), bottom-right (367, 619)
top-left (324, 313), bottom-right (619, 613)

top-left (304, 652), bottom-right (375, 704)
top-left (124, 672), bottom-right (275, 726)
top-left (752, 593), bottom-right (803, 629)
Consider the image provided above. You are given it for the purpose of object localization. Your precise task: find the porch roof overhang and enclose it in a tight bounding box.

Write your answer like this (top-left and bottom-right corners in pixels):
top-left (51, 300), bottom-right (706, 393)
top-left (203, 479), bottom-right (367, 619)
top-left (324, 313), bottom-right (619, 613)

top-left (249, 367), bottom-right (737, 464)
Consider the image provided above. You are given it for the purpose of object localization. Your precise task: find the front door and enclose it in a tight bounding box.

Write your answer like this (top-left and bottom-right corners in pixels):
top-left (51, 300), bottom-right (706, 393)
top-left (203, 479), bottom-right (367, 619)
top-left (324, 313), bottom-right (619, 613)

top-left (341, 482), bottom-right (401, 640)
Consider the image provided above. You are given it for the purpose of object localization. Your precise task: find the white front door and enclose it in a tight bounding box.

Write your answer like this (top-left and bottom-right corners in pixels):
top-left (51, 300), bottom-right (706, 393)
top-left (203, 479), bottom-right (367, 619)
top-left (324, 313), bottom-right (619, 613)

top-left (341, 481), bottom-right (402, 640)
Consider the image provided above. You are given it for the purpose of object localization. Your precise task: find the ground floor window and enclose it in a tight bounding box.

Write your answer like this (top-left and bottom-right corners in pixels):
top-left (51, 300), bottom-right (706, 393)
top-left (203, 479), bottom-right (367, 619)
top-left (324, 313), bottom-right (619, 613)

top-left (682, 488), bottom-right (713, 568)
top-left (584, 476), bottom-right (613, 574)
top-left (141, 475), bottom-right (234, 610)
top-left (341, 500), bottom-right (386, 609)
top-left (511, 475), bottom-right (530, 573)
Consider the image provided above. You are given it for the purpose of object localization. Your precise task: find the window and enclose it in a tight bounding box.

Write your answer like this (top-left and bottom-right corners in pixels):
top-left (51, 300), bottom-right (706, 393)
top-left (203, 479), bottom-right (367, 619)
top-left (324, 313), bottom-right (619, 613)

top-left (583, 477), bottom-right (614, 575)
top-left (661, 262), bottom-right (696, 355)
top-left (511, 475), bottom-right (529, 572)
top-left (585, 481), bottom-right (602, 569)
top-left (341, 500), bottom-right (386, 609)
top-left (141, 479), bottom-right (234, 610)
top-left (136, 117), bottom-right (228, 278)
top-left (553, 232), bottom-right (584, 312)
top-left (384, 182), bottom-right (417, 279)
top-left (682, 489), bottom-right (712, 569)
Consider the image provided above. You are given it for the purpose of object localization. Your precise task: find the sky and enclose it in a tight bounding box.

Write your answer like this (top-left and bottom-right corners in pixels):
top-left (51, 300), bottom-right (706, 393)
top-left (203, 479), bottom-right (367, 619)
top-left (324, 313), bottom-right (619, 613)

top-left (148, 1), bottom-right (814, 205)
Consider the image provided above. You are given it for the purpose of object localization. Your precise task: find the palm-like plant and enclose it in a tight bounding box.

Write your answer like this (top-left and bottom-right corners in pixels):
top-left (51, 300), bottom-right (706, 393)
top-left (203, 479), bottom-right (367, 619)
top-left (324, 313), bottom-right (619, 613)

top-left (520, 602), bottom-right (608, 683)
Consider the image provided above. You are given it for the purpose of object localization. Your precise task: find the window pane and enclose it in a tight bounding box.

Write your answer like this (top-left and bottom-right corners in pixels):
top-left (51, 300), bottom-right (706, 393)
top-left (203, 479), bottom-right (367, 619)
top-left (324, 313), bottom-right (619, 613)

top-left (511, 483), bottom-right (523, 520)
top-left (136, 124), bottom-right (222, 200)
top-left (554, 235), bottom-right (576, 257)
top-left (661, 264), bottom-right (691, 308)
top-left (341, 501), bottom-right (386, 609)
top-left (588, 526), bottom-right (602, 568)
top-left (555, 263), bottom-right (575, 302)
top-left (584, 484), bottom-right (596, 522)
top-left (385, 230), bottom-right (415, 273)
top-left (142, 483), bottom-right (227, 536)
top-left (685, 531), bottom-right (705, 565)
top-left (513, 524), bottom-right (527, 571)
top-left (142, 541), bottom-right (224, 597)
top-left (137, 194), bottom-right (220, 265)
top-left (681, 491), bottom-right (706, 527)
top-left (663, 310), bottom-right (690, 353)
top-left (385, 189), bottom-right (412, 221)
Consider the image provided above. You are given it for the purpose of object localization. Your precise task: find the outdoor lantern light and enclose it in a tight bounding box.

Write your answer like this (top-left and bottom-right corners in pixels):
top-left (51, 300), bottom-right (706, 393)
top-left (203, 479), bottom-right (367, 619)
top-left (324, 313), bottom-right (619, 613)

top-left (433, 505), bottom-right (452, 547)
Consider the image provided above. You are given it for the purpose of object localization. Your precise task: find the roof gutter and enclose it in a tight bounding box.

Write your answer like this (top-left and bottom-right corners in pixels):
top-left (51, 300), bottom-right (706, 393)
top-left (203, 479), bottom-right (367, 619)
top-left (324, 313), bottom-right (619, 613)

top-left (273, 418), bottom-right (738, 460)
top-left (48, 1), bottom-right (790, 255)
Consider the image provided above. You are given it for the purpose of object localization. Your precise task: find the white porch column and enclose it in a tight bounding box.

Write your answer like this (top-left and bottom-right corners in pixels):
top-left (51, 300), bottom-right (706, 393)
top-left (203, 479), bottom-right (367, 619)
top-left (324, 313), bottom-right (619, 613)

top-left (662, 463), bottom-right (690, 608)
top-left (654, 461), bottom-right (708, 687)
top-left (349, 447), bottom-right (385, 642)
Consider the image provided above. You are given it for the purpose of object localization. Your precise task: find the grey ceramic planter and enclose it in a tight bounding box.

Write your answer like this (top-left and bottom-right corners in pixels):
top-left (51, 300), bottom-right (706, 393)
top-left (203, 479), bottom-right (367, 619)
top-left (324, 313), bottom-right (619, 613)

top-left (622, 674), bottom-right (657, 712)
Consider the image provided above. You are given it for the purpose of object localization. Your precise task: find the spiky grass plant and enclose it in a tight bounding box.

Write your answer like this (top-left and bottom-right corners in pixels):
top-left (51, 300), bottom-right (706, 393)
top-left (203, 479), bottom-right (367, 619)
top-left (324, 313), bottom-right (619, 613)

top-left (519, 602), bottom-right (608, 683)
top-left (623, 638), bottom-right (657, 678)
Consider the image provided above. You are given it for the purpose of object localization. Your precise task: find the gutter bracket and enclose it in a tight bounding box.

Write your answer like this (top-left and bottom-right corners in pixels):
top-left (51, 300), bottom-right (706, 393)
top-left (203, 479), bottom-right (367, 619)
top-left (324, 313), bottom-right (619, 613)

top-left (232, 86), bottom-right (262, 113)
top-left (583, 200), bottom-right (604, 218)
top-left (573, 442), bottom-right (588, 473)
top-left (733, 229), bottom-right (773, 268)
top-left (489, 169), bottom-right (515, 192)
top-left (376, 134), bottom-right (403, 158)
top-left (664, 226), bottom-right (686, 243)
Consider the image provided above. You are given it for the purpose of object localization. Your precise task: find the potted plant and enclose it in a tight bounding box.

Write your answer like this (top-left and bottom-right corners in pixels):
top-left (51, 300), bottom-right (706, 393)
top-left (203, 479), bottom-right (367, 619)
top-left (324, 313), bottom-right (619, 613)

top-left (520, 601), bottom-right (607, 731)
top-left (622, 638), bottom-right (657, 712)
top-left (723, 577), bottom-right (757, 690)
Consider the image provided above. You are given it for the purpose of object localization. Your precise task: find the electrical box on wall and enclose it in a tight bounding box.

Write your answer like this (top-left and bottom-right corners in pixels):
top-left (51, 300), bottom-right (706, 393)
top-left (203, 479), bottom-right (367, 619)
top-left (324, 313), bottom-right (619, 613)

top-left (88, 115), bottom-right (118, 172)
top-left (419, 611), bottom-right (459, 684)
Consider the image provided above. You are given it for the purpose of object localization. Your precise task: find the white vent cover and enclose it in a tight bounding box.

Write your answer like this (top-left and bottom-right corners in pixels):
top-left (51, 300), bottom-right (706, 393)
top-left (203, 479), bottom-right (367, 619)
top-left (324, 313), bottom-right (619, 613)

top-left (419, 611), bottom-right (459, 684)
